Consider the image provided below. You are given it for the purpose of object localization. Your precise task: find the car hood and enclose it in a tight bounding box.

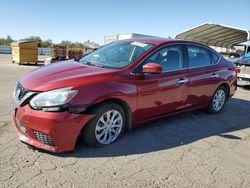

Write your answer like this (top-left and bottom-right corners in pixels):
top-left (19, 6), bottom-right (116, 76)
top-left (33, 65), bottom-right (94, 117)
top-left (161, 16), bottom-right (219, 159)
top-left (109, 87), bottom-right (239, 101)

top-left (20, 60), bottom-right (117, 91)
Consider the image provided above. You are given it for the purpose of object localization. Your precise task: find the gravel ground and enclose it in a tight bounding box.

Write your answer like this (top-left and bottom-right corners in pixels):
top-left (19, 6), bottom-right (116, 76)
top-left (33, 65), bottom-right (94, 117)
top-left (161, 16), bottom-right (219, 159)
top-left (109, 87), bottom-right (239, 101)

top-left (0, 54), bottom-right (250, 188)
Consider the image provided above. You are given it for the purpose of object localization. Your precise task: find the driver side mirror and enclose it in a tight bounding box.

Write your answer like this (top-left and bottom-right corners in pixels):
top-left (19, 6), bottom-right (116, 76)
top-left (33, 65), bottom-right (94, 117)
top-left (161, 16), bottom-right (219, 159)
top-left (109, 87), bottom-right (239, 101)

top-left (142, 63), bottom-right (162, 74)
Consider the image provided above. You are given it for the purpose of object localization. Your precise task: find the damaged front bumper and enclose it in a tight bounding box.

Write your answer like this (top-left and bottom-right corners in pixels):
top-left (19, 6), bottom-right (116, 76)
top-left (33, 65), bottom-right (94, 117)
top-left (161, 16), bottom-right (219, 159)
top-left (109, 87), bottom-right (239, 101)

top-left (12, 104), bottom-right (94, 152)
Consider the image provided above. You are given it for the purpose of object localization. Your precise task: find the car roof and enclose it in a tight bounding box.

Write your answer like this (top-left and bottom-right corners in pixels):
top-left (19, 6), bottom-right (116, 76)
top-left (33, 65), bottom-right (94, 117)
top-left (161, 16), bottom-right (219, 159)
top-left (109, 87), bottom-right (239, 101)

top-left (124, 37), bottom-right (208, 46)
top-left (123, 37), bottom-right (221, 56)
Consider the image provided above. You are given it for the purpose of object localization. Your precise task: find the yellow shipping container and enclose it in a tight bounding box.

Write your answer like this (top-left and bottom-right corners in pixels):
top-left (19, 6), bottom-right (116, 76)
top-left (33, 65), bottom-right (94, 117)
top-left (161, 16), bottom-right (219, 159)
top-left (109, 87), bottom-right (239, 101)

top-left (11, 41), bottom-right (38, 65)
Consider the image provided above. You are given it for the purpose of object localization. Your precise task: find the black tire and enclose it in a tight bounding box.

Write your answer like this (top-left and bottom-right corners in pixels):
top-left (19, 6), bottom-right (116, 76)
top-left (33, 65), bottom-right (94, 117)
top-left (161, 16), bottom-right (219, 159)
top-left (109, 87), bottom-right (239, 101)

top-left (207, 86), bottom-right (227, 114)
top-left (82, 102), bottom-right (126, 147)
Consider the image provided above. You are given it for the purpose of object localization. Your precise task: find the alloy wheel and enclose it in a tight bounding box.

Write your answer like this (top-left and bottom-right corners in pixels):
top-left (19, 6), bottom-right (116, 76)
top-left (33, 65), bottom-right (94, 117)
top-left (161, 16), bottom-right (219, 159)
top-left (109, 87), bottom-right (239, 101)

top-left (212, 89), bottom-right (226, 112)
top-left (95, 110), bottom-right (123, 145)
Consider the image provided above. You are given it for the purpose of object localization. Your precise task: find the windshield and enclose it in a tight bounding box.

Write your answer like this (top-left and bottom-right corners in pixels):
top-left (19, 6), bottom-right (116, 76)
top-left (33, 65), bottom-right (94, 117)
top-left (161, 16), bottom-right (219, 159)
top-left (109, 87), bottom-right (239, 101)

top-left (79, 41), bottom-right (154, 68)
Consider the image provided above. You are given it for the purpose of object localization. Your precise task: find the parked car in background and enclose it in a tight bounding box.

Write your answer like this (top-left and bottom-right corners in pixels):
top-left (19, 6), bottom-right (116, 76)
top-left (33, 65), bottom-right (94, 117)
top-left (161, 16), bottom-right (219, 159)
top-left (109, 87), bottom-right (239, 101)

top-left (228, 52), bottom-right (241, 63)
top-left (13, 38), bottom-right (237, 152)
top-left (235, 52), bottom-right (250, 86)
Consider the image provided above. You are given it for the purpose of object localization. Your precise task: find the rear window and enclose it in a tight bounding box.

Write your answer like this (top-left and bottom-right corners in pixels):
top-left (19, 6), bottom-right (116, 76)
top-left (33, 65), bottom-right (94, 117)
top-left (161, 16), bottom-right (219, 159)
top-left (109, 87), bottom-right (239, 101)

top-left (187, 45), bottom-right (211, 67)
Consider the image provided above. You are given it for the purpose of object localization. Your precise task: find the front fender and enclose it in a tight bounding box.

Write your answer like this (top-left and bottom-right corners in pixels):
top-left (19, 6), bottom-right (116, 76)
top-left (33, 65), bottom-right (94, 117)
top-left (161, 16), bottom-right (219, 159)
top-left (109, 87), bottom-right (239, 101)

top-left (70, 80), bottom-right (137, 114)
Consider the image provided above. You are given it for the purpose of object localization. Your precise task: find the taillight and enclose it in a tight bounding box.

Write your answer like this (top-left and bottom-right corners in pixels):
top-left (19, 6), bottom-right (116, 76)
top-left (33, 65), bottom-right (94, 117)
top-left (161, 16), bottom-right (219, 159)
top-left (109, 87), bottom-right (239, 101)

top-left (234, 66), bottom-right (240, 73)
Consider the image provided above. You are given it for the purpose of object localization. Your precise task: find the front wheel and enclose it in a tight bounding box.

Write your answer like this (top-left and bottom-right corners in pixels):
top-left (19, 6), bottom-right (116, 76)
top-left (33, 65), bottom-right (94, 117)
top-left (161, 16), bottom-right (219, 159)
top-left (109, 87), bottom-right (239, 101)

top-left (82, 102), bottom-right (126, 147)
top-left (207, 86), bottom-right (227, 114)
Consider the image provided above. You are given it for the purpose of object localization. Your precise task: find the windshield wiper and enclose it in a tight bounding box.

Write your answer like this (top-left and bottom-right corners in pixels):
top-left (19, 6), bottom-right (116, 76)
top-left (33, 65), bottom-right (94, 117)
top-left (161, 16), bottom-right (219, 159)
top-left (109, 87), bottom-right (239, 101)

top-left (85, 61), bottom-right (104, 68)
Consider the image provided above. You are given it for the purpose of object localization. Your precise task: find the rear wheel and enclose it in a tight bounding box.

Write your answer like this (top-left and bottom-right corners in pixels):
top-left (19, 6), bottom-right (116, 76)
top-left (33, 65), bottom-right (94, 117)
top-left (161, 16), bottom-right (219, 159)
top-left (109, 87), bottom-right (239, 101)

top-left (207, 86), bottom-right (227, 114)
top-left (82, 102), bottom-right (126, 147)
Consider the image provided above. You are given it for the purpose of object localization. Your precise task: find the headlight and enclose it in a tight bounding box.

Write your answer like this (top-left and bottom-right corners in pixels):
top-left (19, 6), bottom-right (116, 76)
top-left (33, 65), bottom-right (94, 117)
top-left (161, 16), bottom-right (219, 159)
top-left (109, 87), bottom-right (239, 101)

top-left (30, 87), bottom-right (78, 111)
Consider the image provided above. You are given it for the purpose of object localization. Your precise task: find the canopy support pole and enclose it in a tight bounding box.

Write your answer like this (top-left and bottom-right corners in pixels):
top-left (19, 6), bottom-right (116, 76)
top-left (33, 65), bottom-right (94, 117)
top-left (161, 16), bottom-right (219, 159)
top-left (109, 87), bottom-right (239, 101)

top-left (246, 31), bottom-right (250, 54)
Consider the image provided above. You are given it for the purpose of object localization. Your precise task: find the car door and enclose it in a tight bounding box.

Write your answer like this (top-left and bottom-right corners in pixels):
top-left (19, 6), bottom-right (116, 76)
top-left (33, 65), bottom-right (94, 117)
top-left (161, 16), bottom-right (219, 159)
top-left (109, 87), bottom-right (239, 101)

top-left (134, 44), bottom-right (189, 122)
top-left (185, 44), bottom-right (221, 108)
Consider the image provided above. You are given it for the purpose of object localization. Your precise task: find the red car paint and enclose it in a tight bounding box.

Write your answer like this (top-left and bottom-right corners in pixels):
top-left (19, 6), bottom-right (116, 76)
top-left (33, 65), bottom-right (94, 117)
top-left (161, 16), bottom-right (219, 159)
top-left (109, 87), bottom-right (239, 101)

top-left (13, 38), bottom-right (237, 152)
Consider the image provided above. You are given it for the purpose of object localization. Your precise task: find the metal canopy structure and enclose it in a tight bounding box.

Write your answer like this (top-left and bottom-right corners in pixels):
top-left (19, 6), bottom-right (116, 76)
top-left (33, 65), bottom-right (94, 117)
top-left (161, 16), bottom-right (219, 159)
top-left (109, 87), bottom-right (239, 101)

top-left (175, 23), bottom-right (250, 51)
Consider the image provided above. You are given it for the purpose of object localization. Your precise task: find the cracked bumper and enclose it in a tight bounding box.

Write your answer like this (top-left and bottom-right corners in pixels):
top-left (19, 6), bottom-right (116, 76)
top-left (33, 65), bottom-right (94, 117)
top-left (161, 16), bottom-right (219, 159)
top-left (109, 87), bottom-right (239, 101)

top-left (12, 105), bottom-right (94, 152)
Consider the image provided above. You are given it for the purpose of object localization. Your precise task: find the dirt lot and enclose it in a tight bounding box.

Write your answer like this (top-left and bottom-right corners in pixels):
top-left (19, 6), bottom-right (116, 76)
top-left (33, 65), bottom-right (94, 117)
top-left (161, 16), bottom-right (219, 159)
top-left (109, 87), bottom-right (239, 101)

top-left (0, 54), bottom-right (250, 188)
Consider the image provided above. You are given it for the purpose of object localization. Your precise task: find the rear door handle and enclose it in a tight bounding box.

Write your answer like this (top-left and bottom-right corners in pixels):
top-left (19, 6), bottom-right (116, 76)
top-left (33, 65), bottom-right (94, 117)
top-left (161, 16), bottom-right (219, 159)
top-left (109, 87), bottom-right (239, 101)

top-left (177, 78), bottom-right (189, 84)
top-left (211, 73), bottom-right (219, 78)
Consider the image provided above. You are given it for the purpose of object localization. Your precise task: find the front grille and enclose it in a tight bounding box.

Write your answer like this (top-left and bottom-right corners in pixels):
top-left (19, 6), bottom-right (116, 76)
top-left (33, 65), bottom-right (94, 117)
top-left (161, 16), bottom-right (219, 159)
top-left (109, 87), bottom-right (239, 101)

top-left (14, 82), bottom-right (37, 106)
top-left (14, 82), bottom-right (29, 102)
top-left (33, 130), bottom-right (55, 146)
top-left (15, 82), bottom-right (29, 101)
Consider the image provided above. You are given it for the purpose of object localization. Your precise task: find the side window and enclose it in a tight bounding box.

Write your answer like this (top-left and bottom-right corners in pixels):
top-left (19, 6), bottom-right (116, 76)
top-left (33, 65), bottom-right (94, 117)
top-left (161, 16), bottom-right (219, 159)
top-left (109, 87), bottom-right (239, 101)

top-left (187, 46), bottom-right (211, 68)
top-left (144, 45), bottom-right (184, 72)
top-left (211, 51), bottom-right (220, 64)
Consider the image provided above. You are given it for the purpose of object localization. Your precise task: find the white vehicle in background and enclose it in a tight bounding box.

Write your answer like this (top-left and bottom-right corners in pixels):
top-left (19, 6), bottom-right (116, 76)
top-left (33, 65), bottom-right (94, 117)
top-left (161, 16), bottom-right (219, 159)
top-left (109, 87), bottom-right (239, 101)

top-left (235, 52), bottom-right (250, 86)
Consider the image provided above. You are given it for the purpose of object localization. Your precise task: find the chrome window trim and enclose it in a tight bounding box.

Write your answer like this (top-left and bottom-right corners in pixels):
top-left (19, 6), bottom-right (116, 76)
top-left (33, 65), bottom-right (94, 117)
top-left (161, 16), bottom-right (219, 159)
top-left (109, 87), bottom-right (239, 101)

top-left (138, 67), bottom-right (189, 75)
top-left (183, 63), bottom-right (218, 70)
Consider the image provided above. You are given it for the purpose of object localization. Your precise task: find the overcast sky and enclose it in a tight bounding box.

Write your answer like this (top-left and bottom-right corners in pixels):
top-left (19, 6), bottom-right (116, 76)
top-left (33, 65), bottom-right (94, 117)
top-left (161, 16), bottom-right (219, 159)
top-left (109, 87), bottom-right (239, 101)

top-left (1, 0), bottom-right (250, 44)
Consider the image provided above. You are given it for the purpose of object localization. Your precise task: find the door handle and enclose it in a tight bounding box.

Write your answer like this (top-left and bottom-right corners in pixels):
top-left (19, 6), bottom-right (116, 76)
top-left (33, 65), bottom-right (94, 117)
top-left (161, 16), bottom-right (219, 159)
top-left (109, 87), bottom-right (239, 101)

top-left (211, 73), bottom-right (219, 78)
top-left (177, 78), bottom-right (189, 84)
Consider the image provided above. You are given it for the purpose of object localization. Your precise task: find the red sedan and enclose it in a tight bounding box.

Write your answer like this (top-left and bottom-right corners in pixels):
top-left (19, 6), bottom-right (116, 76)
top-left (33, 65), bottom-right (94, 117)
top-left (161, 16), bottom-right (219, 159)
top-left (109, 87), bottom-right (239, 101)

top-left (13, 38), bottom-right (237, 152)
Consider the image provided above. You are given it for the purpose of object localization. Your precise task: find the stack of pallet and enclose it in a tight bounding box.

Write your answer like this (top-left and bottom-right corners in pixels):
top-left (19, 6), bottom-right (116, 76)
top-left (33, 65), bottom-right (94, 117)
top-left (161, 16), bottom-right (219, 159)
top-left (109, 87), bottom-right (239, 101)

top-left (11, 40), bottom-right (38, 65)
top-left (68, 48), bottom-right (84, 61)
top-left (51, 45), bottom-right (67, 60)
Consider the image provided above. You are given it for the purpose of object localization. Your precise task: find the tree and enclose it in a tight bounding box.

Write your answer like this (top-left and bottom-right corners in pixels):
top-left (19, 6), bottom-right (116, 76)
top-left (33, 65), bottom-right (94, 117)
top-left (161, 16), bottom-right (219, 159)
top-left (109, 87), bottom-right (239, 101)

top-left (60, 40), bottom-right (72, 48)
top-left (21, 36), bottom-right (54, 47)
top-left (6, 35), bottom-right (13, 45)
top-left (0, 35), bottom-right (100, 49)
top-left (59, 40), bottom-right (89, 49)
top-left (22, 36), bottom-right (42, 47)
top-left (41, 39), bottom-right (53, 48)
top-left (0, 35), bottom-right (14, 45)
